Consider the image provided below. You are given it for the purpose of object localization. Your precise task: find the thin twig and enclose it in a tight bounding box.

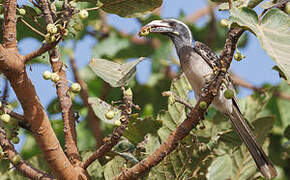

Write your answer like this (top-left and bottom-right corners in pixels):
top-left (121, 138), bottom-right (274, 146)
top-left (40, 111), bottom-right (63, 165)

top-left (231, 74), bottom-right (290, 101)
top-left (23, 38), bottom-right (60, 62)
top-left (39, 0), bottom-right (81, 165)
top-left (0, 126), bottom-right (53, 179)
top-left (2, 79), bottom-right (9, 101)
top-left (69, 55), bottom-right (103, 147)
top-left (19, 18), bottom-right (45, 37)
top-left (162, 91), bottom-right (194, 109)
top-left (0, 103), bottom-right (31, 131)
top-left (82, 88), bottom-right (134, 169)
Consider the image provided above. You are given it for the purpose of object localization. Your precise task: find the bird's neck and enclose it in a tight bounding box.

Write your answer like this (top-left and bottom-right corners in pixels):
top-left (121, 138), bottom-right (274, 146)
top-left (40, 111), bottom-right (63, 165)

top-left (169, 36), bottom-right (192, 53)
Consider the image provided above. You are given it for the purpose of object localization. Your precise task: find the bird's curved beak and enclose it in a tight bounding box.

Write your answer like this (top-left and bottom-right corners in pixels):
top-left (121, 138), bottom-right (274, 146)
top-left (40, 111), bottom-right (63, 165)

top-left (139, 20), bottom-right (179, 36)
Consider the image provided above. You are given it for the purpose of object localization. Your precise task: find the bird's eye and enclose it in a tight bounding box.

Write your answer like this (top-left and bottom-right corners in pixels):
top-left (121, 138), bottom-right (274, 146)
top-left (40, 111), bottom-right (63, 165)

top-left (169, 22), bottom-right (175, 27)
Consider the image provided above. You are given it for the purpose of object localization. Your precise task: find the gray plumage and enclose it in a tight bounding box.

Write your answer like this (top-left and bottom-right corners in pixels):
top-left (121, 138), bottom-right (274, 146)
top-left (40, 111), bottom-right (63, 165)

top-left (142, 19), bottom-right (277, 179)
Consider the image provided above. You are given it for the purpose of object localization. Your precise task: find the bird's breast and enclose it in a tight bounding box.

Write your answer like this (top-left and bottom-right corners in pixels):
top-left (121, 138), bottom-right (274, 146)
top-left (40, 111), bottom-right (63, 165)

top-left (180, 53), bottom-right (212, 95)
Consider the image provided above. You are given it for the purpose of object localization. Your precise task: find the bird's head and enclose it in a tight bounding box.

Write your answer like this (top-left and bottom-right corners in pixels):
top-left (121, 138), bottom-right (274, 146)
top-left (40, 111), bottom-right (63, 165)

top-left (139, 19), bottom-right (192, 52)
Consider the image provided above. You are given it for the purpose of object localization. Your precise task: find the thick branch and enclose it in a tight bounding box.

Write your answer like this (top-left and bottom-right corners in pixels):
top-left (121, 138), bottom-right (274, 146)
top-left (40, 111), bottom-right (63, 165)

top-left (39, 0), bottom-right (81, 165)
top-left (0, 126), bottom-right (53, 179)
top-left (69, 56), bottom-right (103, 147)
top-left (113, 27), bottom-right (244, 180)
top-left (0, 44), bottom-right (79, 179)
top-left (3, 0), bottom-right (17, 49)
top-left (83, 88), bottom-right (133, 169)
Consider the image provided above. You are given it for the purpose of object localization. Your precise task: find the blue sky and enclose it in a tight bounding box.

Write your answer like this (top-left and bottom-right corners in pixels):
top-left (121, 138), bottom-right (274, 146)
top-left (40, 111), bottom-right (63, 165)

top-left (3, 0), bottom-right (281, 150)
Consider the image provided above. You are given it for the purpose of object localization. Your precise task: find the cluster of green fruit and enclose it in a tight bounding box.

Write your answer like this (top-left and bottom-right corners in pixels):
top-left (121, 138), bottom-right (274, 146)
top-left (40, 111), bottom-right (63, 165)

top-left (42, 71), bottom-right (81, 93)
top-left (0, 103), bottom-right (20, 147)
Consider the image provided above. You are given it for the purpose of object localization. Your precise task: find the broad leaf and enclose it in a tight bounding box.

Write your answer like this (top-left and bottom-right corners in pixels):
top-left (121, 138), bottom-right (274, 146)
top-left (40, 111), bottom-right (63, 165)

top-left (89, 57), bottom-right (144, 87)
top-left (88, 97), bottom-right (121, 124)
top-left (104, 156), bottom-right (126, 180)
top-left (100, 0), bottom-right (163, 18)
top-left (229, 7), bottom-right (290, 83)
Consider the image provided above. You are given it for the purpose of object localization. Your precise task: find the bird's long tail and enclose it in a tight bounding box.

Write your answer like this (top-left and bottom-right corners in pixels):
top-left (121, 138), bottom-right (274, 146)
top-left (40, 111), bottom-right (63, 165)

top-left (227, 103), bottom-right (277, 179)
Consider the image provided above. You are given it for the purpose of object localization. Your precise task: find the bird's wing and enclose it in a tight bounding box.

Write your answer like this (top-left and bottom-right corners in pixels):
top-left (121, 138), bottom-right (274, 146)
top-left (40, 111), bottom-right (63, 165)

top-left (193, 41), bottom-right (221, 69)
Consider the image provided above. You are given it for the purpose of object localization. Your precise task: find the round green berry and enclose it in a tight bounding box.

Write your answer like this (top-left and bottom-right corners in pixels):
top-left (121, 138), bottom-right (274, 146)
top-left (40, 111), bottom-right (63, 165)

top-left (220, 19), bottom-right (229, 28)
top-left (199, 101), bottom-right (207, 109)
top-left (19, 8), bottom-right (26, 16)
top-left (73, 23), bottom-right (83, 32)
top-left (45, 34), bottom-right (56, 43)
top-left (46, 24), bottom-right (57, 34)
top-left (234, 52), bottom-right (245, 61)
top-left (105, 110), bottom-right (115, 120)
top-left (285, 2), bottom-right (290, 14)
top-left (1, 114), bottom-right (11, 123)
top-left (11, 137), bottom-right (20, 144)
top-left (51, 73), bottom-right (60, 82)
top-left (11, 155), bottom-right (21, 165)
top-left (79, 10), bottom-right (89, 20)
top-left (224, 89), bottom-right (234, 99)
top-left (43, 71), bottom-right (52, 80)
top-left (70, 83), bottom-right (81, 93)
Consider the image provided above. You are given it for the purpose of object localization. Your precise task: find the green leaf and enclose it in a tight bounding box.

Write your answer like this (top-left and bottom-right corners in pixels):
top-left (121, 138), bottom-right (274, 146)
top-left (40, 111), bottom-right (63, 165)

top-left (81, 151), bottom-right (105, 179)
top-left (123, 117), bottom-right (162, 145)
top-left (88, 97), bottom-right (121, 124)
top-left (89, 57), bottom-right (144, 87)
top-left (100, 0), bottom-right (163, 18)
top-left (104, 156), bottom-right (126, 180)
top-left (229, 7), bottom-right (290, 83)
top-left (206, 155), bottom-right (232, 180)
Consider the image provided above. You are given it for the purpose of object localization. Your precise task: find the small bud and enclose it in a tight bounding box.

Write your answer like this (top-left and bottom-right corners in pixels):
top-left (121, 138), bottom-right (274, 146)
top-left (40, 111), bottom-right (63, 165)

top-left (79, 10), bottom-right (89, 20)
top-left (11, 137), bottom-right (20, 144)
top-left (199, 101), bottom-right (207, 109)
top-left (125, 88), bottom-right (133, 97)
top-left (1, 114), bottom-right (11, 123)
top-left (70, 83), bottom-right (81, 93)
top-left (224, 89), bottom-right (234, 99)
top-left (73, 23), bottom-right (83, 31)
top-left (0, 152), bottom-right (4, 160)
top-left (168, 95), bottom-right (175, 104)
top-left (0, 101), bottom-right (2, 108)
top-left (220, 19), bottom-right (230, 28)
top-left (69, 1), bottom-right (77, 8)
top-left (46, 24), bottom-right (57, 34)
top-left (43, 71), bottom-right (52, 80)
top-left (11, 155), bottom-right (21, 165)
top-left (50, 73), bottom-right (60, 82)
top-left (114, 119), bottom-right (121, 126)
top-left (19, 8), bottom-right (26, 16)
top-left (105, 110), bottom-right (115, 120)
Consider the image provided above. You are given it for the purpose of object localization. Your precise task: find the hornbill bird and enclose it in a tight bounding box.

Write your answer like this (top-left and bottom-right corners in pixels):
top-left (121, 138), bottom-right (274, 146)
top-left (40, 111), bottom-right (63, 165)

top-left (139, 19), bottom-right (277, 179)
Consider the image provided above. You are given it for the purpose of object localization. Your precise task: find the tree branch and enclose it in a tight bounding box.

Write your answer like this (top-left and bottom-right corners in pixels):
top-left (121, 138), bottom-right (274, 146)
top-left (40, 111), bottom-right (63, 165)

top-left (113, 27), bottom-right (244, 180)
top-left (39, 0), bottom-right (81, 165)
top-left (82, 88), bottom-right (133, 169)
top-left (69, 55), bottom-right (103, 147)
top-left (0, 125), bottom-right (53, 179)
top-left (231, 73), bottom-right (290, 100)
top-left (0, 43), bottom-right (80, 179)
top-left (3, 0), bottom-right (17, 49)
